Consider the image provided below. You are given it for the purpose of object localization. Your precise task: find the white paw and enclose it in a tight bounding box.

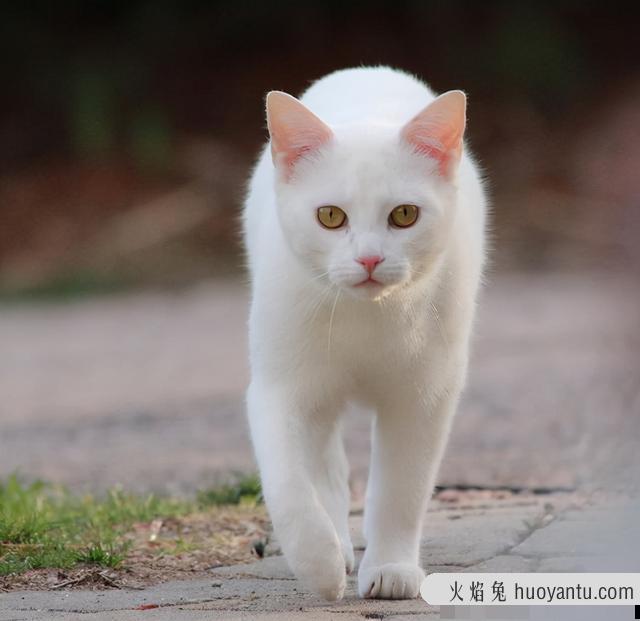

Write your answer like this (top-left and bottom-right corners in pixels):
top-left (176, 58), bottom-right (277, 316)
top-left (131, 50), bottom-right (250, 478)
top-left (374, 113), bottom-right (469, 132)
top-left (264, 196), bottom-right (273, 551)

top-left (300, 550), bottom-right (346, 600)
top-left (286, 533), bottom-right (346, 601)
top-left (358, 562), bottom-right (425, 599)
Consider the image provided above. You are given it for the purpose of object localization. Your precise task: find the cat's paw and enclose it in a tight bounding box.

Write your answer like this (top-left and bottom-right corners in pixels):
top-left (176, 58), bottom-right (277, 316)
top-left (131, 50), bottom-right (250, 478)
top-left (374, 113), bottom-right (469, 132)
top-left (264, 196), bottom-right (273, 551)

top-left (358, 562), bottom-right (425, 599)
top-left (297, 548), bottom-right (346, 600)
top-left (286, 530), bottom-right (346, 601)
top-left (272, 501), bottom-right (347, 600)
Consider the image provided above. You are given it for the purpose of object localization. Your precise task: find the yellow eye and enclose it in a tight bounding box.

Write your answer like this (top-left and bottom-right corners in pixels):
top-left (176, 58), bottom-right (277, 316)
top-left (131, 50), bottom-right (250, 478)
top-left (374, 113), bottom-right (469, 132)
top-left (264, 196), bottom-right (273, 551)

top-left (389, 204), bottom-right (419, 228)
top-left (317, 206), bottom-right (347, 229)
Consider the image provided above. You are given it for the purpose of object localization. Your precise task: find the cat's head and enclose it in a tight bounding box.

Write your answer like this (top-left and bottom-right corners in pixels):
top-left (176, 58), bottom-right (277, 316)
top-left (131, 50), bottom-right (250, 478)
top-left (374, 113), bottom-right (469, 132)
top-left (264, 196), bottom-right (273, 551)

top-left (266, 89), bottom-right (466, 301)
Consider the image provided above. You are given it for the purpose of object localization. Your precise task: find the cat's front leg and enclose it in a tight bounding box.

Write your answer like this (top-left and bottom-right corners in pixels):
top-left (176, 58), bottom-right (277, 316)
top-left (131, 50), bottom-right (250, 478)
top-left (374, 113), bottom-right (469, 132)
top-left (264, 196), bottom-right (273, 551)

top-left (311, 421), bottom-right (354, 574)
top-left (359, 384), bottom-right (460, 599)
top-left (247, 380), bottom-right (346, 600)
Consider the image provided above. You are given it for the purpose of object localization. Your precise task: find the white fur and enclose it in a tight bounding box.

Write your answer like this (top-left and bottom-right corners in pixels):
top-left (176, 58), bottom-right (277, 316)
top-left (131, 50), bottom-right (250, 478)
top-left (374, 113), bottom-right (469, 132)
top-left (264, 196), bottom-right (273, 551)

top-left (243, 67), bottom-right (486, 601)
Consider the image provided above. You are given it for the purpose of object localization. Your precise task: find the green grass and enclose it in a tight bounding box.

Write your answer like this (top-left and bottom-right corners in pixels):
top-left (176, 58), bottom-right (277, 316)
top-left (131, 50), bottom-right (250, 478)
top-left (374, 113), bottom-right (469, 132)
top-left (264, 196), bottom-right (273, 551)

top-left (196, 474), bottom-right (262, 507)
top-left (0, 474), bottom-right (261, 577)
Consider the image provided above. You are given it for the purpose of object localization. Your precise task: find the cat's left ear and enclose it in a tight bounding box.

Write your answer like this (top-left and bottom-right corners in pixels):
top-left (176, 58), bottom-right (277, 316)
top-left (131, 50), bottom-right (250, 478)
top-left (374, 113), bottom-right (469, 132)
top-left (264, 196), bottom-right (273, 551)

top-left (266, 91), bottom-right (333, 178)
top-left (400, 90), bottom-right (466, 178)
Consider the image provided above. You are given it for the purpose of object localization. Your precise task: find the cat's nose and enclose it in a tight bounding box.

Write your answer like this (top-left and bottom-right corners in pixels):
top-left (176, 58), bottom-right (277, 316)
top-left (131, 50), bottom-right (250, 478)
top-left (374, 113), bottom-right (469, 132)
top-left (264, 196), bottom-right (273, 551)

top-left (356, 255), bottom-right (384, 274)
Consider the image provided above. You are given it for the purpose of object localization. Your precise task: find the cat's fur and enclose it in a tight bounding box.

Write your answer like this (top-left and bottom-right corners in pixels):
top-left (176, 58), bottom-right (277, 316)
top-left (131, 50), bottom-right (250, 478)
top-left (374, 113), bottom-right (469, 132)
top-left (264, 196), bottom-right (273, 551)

top-left (243, 66), bottom-right (486, 601)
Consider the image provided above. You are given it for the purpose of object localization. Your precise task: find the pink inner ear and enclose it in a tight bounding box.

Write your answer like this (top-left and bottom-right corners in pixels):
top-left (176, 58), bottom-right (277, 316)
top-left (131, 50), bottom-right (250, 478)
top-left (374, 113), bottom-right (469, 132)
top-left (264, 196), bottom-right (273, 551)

top-left (401, 90), bottom-right (466, 177)
top-left (266, 91), bottom-right (333, 177)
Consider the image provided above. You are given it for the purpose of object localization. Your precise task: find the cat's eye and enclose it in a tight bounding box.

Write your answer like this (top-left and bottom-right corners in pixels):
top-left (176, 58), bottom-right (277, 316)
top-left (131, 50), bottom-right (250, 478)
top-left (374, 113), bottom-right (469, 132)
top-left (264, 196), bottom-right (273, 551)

top-left (317, 206), bottom-right (347, 229)
top-left (389, 204), bottom-right (419, 228)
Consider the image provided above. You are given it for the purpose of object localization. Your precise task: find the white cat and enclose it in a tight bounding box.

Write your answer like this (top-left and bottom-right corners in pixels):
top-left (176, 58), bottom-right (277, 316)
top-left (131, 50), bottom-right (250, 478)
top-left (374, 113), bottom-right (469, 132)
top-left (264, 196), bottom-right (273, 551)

top-left (243, 66), bottom-right (486, 601)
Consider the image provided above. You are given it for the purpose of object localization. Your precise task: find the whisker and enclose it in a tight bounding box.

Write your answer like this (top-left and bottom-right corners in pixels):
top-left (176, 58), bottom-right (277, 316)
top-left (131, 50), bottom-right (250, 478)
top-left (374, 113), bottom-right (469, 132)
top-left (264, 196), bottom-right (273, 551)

top-left (429, 301), bottom-right (450, 352)
top-left (308, 284), bottom-right (335, 324)
top-left (327, 289), bottom-right (341, 362)
top-left (263, 268), bottom-right (330, 288)
top-left (309, 270), bottom-right (330, 283)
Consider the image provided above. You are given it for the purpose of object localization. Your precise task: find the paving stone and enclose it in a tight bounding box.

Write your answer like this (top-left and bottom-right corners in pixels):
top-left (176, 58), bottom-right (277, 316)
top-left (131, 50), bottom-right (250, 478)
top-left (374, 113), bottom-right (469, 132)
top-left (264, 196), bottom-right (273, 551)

top-left (463, 554), bottom-right (536, 572)
top-left (535, 556), bottom-right (595, 572)
top-left (420, 506), bottom-right (545, 567)
top-left (212, 555), bottom-right (294, 580)
top-left (511, 517), bottom-right (615, 559)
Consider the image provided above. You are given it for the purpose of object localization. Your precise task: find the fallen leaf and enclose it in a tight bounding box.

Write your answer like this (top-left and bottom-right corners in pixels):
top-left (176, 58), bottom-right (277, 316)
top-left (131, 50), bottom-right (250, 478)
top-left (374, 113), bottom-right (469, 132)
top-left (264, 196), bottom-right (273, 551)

top-left (149, 519), bottom-right (163, 542)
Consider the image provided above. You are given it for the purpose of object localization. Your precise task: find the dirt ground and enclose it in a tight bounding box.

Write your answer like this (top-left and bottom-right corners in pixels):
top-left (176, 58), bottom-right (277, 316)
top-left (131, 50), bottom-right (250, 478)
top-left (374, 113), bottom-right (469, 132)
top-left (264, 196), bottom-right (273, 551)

top-left (0, 505), bottom-right (271, 593)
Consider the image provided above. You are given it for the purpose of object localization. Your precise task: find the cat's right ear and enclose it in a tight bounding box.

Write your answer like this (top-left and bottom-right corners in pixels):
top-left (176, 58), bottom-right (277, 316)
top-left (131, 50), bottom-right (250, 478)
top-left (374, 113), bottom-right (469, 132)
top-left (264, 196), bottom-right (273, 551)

top-left (266, 91), bottom-right (333, 179)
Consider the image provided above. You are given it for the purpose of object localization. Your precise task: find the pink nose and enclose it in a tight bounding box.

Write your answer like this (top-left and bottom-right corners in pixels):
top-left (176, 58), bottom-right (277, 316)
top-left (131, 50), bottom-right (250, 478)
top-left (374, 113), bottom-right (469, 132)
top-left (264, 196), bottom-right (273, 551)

top-left (357, 255), bottom-right (384, 274)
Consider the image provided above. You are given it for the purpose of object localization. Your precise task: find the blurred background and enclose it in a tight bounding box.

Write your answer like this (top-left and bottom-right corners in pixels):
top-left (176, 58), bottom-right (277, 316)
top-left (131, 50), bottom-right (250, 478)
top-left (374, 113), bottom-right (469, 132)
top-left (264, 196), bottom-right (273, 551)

top-left (0, 1), bottom-right (638, 495)
top-left (2, 0), bottom-right (640, 292)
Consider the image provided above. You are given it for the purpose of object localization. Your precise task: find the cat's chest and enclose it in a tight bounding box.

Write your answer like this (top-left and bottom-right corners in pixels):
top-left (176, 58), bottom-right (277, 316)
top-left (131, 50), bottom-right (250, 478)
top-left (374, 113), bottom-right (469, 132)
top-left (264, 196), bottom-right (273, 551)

top-left (252, 284), bottom-right (448, 385)
top-left (305, 300), bottom-right (434, 374)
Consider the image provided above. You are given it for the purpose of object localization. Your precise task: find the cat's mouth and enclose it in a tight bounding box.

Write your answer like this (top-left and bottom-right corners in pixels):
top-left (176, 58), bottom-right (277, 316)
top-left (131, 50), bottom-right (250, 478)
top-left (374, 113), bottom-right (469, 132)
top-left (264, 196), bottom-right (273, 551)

top-left (354, 276), bottom-right (383, 288)
top-left (341, 275), bottom-right (398, 301)
top-left (353, 276), bottom-right (384, 289)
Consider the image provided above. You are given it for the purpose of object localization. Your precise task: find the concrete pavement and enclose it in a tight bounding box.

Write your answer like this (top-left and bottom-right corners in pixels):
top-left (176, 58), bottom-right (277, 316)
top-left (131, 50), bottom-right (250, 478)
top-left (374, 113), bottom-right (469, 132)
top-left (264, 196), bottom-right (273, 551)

top-left (1, 490), bottom-right (638, 619)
